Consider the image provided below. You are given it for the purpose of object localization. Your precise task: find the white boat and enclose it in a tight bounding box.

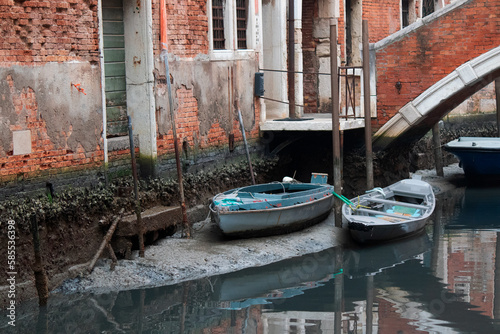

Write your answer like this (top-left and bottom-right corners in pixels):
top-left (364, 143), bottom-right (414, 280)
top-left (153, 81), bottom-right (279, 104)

top-left (342, 178), bottom-right (435, 243)
top-left (209, 178), bottom-right (334, 237)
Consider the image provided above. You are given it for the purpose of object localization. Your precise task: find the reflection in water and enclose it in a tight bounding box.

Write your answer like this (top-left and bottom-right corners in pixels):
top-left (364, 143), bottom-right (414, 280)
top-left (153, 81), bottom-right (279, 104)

top-left (2, 186), bottom-right (500, 333)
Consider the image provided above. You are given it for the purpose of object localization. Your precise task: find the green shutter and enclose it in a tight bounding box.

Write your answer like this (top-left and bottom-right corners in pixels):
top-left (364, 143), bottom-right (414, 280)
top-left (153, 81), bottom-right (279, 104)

top-left (103, 0), bottom-right (128, 137)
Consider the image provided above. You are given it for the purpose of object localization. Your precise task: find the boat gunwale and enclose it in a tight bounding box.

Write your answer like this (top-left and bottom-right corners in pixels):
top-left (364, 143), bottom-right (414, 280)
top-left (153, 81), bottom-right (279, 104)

top-left (211, 190), bottom-right (334, 216)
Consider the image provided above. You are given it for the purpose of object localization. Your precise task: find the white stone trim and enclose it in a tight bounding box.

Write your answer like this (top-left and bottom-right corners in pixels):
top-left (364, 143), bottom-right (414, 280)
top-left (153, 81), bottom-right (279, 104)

top-left (207, 0), bottom-right (258, 61)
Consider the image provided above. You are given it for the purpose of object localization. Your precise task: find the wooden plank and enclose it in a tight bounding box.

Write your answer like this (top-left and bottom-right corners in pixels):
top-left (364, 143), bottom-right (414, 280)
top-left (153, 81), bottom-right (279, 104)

top-left (103, 35), bottom-right (125, 49)
top-left (104, 62), bottom-right (126, 77)
top-left (105, 77), bottom-right (126, 92)
top-left (102, 7), bottom-right (123, 21)
top-left (103, 21), bottom-right (124, 35)
top-left (103, 0), bottom-right (123, 9)
top-left (103, 49), bottom-right (125, 62)
top-left (105, 91), bottom-right (126, 106)
top-left (353, 207), bottom-right (413, 220)
top-left (365, 197), bottom-right (429, 210)
top-left (106, 106), bottom-right (127, 119)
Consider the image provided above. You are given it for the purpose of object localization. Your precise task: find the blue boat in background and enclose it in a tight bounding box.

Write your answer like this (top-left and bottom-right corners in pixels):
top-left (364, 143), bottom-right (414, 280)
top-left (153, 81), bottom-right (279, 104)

top-left (444, 137), bottom-right (500, 180)
top-left (209, 175), bottom-right (334, 237)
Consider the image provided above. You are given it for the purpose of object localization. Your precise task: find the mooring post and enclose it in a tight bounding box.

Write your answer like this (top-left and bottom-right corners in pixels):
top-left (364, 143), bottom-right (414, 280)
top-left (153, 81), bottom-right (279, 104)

top-left (128, 117), bottom-right (145, 257)
top-left (330, 19), bottom-right (342, 227)
top-left (496, 78), bottom-right (500, 137)
top-left (362, 20), bottom-right (374, 190)
top-left (494, 231), bottom-right (500, 320)
top-left (334, 247), bottom-right (343, 332)
top-left (432, 122), bottom-right (444, 177)
top-left (366, 275), bottom-right (374, 334)
top-left (30, 215), bottom-right (49, 306)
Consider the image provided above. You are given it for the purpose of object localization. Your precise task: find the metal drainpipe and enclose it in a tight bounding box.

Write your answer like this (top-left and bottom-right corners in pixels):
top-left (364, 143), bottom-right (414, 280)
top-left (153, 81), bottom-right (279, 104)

top-left (97, 0), bottom-right (108, 178)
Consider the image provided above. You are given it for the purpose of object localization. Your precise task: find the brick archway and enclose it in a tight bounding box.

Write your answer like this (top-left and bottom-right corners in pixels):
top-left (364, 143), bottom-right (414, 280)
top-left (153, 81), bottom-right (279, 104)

top-left (373, 46), bottom-right (500, 150)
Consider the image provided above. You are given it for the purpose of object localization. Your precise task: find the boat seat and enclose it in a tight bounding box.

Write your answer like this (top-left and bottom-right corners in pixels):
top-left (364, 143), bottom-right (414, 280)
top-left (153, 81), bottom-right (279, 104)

top-left (354, 207), bottom-right (413, 220)
top-left (365, 197), bottom-right (428, 210)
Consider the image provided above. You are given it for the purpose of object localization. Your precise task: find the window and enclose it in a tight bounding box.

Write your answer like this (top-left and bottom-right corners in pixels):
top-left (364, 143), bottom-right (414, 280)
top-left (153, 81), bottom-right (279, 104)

top-left (236, 0), bottom-right (247, 49)
top-left (423, 0), bottom-right (434, 17)
top-left (209, 0), bottom-right (252, 53)
top-left (212, 0), bottom-right (225, 50)
top-left (402, 0), bottom-right (409, 28)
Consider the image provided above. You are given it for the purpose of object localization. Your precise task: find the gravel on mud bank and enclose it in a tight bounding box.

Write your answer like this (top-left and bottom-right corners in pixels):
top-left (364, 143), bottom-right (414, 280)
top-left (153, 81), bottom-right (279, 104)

top-left (56, 164), bottom-right (465, 295)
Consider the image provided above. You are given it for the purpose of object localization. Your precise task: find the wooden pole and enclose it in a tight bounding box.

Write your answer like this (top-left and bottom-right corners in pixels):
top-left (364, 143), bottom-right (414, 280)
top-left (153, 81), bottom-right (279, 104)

top-left (288, 0), bottom-right (296, 119)
top-left (432, 123), bottom-right (444, 177)
top-left (330, 20), bottom-right (342, 227)
top-left (496, 78), bottom-right (500, 137)
top-left (161, 1), bottom-right (190, 238)
top-left (238, 108), bottom-right (256, 185)
top-left (362, 20), bottom-right (374, 190)
top-left (88, 209), bottom-right (124, 273)
top-left (128, 117), bottom-right (145, 257)
top-left (30, 215), bottom-right (49, 306)
top-left (366, 275), bottom-right (374, 334)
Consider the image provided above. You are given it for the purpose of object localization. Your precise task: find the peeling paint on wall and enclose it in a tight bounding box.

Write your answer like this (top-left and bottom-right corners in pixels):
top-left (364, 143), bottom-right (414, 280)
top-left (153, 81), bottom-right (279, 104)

top-left (0, 63), bottom-right (102, 155)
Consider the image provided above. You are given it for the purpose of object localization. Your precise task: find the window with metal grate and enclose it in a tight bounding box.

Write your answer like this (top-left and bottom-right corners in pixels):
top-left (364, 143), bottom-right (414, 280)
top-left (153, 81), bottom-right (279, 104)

top-left (236, 0), bottom-right (247, 49)
top-left (212, 0), bottom-right (225, 49)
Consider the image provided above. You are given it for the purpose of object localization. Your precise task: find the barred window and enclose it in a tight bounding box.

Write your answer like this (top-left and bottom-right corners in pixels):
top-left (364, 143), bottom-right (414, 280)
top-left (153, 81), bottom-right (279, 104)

top-left (236, 0), bottom-right (247, 49)
top-left (210, 0), bottom-right (250, 52)
top-left (212, 0), bottom-right (225, 50)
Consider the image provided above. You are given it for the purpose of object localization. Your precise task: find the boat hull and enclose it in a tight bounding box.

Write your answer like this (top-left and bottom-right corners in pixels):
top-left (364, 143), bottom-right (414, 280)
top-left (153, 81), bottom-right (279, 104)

top-left (210, 183), bottom-right (335, 237)
top-left (444, 137), bottom-right (500, 179)
top-left (342, 179), bottom-right (435, 243)
top-left (347, 216), bottom-right (428, 243)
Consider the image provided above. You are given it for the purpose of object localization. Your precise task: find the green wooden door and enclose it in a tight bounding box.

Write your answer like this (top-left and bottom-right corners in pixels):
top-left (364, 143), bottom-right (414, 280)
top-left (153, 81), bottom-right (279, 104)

top-left (103, 0), bottom-right (128, 137)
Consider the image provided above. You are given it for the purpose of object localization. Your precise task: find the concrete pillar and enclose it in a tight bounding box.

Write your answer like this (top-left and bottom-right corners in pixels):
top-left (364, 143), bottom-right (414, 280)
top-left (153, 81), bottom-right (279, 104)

top-left (262, 0), bottom-right (288, 119)
top-left (124, 0), bottom-right (158, 178)
top-left (294, 0), bottom-right (304, 117)
top-left (317, 0), bottom-right (340, 113)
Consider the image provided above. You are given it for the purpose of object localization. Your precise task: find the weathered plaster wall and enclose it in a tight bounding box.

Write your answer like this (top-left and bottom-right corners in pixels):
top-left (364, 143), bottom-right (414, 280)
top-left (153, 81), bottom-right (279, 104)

top-left (155, 58), bottom-right (259, 157)
top-left (0, 62), bottom-right (104, 182)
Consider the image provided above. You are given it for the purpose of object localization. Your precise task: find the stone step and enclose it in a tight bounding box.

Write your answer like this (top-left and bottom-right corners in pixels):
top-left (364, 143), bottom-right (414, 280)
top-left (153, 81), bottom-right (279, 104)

top-left (116, 205), bottom-right (182, 237)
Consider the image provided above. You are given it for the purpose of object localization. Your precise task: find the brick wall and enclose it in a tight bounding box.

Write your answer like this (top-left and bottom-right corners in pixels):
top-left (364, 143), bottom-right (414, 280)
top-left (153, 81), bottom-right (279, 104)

top-left (363, 0), bottom-right (401, 42)
top-left (302, 0), bottom-right (318, 113)
top-left (374, 0), bottom-right (500, 129)
top-left (0, 0), bottom-right (99, 64)
top-left (153, 0), bottom-right (209, 59)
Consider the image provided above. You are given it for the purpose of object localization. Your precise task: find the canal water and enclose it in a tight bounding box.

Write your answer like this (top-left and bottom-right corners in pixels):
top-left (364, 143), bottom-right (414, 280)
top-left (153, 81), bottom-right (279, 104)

top-left (3, 185), bottom-right (500, 333)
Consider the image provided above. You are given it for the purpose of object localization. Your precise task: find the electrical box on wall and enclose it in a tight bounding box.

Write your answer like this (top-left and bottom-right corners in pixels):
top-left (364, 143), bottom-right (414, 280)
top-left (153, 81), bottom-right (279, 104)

top-left (254, 72), bottom-right (264, 97)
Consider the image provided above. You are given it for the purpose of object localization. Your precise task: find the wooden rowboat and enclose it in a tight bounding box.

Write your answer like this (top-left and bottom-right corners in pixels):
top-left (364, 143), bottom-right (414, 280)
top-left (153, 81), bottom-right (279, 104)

top-left (342, 178), bottom-right (435, 243)
top-left (210, 180), bottom-right (335, 237)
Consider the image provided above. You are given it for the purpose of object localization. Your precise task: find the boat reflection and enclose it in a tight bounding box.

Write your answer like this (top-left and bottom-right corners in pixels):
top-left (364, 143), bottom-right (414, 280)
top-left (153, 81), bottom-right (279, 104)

top-left (446, 186), bottom-right (500, 229)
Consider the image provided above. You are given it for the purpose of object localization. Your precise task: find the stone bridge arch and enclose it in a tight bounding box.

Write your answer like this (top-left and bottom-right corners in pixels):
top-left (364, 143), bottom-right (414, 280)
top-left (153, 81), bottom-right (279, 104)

top-left (369, 0), bottom-right (500, 150)
top-left (373, 46), bottom-right (500, 150)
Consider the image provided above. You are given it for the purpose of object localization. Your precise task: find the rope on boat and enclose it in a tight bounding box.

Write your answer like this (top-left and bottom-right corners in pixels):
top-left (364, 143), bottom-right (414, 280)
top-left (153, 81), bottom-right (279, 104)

top-left (332, 191), bottom-right (369, 211)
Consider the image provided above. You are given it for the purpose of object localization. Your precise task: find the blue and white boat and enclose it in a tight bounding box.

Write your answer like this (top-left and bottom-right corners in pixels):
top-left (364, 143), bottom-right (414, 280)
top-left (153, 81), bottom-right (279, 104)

top-left (444, 137), bottom-right (500, 180)
top-left (209, 177), bottom-right (334, 237)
